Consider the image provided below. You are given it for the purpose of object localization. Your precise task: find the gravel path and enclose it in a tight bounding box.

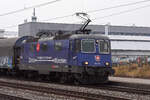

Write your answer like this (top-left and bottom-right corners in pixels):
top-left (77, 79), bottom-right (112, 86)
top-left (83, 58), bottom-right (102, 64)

top-left (0, 78), bottom-right (150, 100)
top-left (109, 77), bottom-right (150, 85)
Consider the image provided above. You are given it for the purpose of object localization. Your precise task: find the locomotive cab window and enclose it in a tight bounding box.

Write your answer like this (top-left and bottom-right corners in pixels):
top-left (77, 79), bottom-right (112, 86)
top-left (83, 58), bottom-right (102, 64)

top-left (54, 42), bottom-right (62, 51)
top-left (81, 39), bottom-right (95, 53)
top-left (99, 40), bottom-right (110, 54)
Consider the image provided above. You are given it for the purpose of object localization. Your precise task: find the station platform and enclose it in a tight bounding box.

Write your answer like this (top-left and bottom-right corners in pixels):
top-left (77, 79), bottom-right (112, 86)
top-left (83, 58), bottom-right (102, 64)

top-left (109, 77), bottom-right (150, 85)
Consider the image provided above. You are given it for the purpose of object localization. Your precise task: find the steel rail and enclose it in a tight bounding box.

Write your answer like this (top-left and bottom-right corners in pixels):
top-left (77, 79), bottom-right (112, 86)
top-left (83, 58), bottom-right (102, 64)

top-left (82, 83), bottom-right (150, 96)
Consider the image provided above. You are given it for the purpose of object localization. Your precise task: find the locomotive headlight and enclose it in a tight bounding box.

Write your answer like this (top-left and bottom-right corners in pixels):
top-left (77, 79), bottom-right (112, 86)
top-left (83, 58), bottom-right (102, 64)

top-left (84, 61), bottom-right (89, 65)
top-left (105, 62), bottom-right (109, 66)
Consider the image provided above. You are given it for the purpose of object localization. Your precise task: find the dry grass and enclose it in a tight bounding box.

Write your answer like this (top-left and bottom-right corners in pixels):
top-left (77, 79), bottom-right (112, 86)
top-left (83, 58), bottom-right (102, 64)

top-left (113, 64), bottom-right (150, 78)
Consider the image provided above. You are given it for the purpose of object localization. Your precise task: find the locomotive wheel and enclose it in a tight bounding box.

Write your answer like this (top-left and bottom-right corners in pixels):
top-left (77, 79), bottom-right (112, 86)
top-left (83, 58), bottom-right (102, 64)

top-left (74, 73), bottom-right (109, 84)
top-left (60, 77), bottom-right (65, 84)
top-left (73, 79), bottom-right (80, 85)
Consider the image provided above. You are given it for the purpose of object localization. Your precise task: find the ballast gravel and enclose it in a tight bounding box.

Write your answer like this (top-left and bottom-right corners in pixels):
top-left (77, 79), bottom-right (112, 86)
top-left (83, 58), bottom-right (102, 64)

top-left (0, 86), bottom-right (83, 100)
top-left (0, 78), bottom-right (150, 100)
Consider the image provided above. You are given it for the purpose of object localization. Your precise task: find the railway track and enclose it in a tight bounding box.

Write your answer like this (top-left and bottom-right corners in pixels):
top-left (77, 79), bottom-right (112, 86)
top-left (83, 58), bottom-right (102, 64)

top-left (0, 80), bottom-right (129, 100)
top-left (96, 84), bottom-right (150, 95)
top-left (0, 93), bottom-right (29, 100)
top-left (76, 82), bottom-right (150, 97)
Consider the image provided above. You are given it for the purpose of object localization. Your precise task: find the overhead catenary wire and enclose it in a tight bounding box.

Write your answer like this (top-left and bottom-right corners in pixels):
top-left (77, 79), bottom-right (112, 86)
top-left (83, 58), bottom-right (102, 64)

top-left (2, 0), bottom-right (150, 29)
top-left (87, 0), bottom-right (150, 13)
top-left (4, 4), bottom-right (150, 29)
top-left (3, 14), bottom-right (75, 29)
top-left (41, 0), bottom-right (150, 22)
top-left (92, 4), bottom-right (150, 21)
top-left (0, 0), bottom-right (61, 17)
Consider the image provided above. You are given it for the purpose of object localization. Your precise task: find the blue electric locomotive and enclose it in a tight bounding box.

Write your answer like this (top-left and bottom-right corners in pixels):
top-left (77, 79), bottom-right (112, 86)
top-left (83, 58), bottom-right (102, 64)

top-left (17, 33), bottom-right (114, 84)
top-left (16, 13), bottom-right (114, 84)
top-left (0, 13), bottom-right (114, 84)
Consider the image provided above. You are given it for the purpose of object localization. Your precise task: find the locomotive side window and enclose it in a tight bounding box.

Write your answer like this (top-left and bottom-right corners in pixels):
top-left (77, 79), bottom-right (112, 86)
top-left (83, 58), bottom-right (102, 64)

top-left (99, 40), bottom-right (110, 54)
top-left (41, 43), bottom-right (48, 51)
top-left (30, 44), bottom-right (36, 52)
top-left (74, 39), bottom-right (81, 53)
top-left (81, 39), bottom-right (95, 53)
top-left (54, 42), bottom-right (62, 51)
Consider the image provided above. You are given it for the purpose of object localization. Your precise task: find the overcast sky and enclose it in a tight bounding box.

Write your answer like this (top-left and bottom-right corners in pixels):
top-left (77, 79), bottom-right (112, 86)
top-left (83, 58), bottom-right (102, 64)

top-left (0, 0), bottom-right (150, 31)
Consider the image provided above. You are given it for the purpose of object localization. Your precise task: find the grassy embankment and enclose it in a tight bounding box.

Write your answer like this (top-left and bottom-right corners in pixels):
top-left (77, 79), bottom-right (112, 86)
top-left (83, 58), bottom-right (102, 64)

top-left (113, 64), bottom-right (150, 78)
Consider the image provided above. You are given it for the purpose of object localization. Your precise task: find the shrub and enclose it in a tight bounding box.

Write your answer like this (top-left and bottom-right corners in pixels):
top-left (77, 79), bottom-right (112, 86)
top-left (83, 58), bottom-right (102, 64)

top-left (113, 64), bottom-right (150, 78)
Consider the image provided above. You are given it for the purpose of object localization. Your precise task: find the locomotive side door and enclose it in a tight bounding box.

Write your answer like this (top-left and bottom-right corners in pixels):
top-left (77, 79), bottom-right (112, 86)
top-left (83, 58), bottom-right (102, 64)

top-left (69, 39), bottom-right (79, 65)
top-left (69, 40), bottom-right (73, 64)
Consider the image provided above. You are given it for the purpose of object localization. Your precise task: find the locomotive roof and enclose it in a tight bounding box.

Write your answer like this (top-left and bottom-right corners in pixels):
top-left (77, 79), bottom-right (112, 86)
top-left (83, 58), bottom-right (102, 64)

top-left (38, 33), bottom-right (109, 41)
top-left (0, 38), bottom-right (18, 47)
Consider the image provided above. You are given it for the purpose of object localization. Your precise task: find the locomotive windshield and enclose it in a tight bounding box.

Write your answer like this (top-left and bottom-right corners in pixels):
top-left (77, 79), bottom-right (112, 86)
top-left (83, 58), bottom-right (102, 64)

top-left (81, 39), bottom-right (95, 53)
top-left (99, 40), bottom-right (110, 54)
